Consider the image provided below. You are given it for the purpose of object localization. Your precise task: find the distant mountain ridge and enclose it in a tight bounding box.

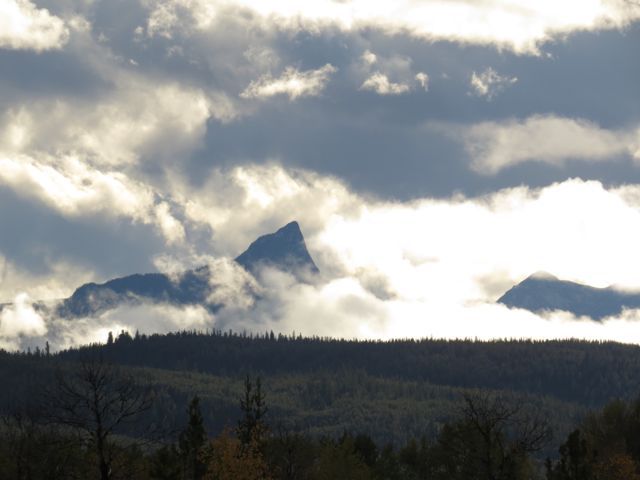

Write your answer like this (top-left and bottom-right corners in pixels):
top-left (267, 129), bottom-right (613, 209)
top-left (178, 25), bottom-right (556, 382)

top-left (56, 221), bottom-right (317, 318)
top-left (498, 272), bottom-right (640, 320)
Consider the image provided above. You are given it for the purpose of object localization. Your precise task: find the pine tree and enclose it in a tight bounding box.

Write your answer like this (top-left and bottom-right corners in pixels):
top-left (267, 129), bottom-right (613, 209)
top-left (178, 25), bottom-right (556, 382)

top-left (179, 396), bottom-right (207, 480)
top-left (237, 376), bottom-right (268, 448)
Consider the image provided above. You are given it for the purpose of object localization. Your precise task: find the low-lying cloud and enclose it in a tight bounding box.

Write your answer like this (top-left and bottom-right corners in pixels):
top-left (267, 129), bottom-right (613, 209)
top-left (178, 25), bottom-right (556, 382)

top-left (0, 293), bottom-right (47, 350)
top-left (5, 168), bottom-right (640, 351)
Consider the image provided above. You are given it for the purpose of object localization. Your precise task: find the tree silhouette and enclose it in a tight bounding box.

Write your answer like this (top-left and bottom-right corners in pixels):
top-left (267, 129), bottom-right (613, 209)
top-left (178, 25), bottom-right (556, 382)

top-left (179, 396), bottom-right (207, 480)
top-left (47, 358), bottom-right (153, 480)
top-left (238, 375), bottom-right (268, 447)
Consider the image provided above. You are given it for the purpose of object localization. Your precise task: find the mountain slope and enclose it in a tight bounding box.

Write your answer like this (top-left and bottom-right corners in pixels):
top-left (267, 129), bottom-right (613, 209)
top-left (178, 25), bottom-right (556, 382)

top-left (235, 221), bottom-right (318, 275)
top-left (57, 221), bottom-right (317, 318)
top-left (56, 268), bottom-right (212, 317)
top-left (498, 272), bottom-right (640, 319)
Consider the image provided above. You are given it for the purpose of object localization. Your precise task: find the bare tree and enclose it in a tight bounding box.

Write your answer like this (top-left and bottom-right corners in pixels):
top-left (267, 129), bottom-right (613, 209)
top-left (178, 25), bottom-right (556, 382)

top-left (438, 393), bottom-right (552, 480)
top-left (46, 358), bottom-right (153, 480)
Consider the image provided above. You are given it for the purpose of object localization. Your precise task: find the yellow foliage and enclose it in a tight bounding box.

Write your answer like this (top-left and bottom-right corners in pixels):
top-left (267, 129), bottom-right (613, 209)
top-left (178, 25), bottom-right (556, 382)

top-left (203, 428), bottom-right (272, 480)
top-left (594, 452), bottom-right (640, 480)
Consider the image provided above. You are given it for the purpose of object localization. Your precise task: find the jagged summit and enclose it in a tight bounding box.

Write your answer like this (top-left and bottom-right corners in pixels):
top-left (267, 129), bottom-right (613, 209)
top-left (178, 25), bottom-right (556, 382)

top-left (235, 221), bottom-right (319, 274)
top-left (498, 272), bottom-right (640, 320)
top-left (57, 221), bottom-right (318, 318)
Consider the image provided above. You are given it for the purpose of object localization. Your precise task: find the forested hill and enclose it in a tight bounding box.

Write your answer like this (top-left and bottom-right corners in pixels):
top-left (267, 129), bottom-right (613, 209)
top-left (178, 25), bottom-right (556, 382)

top-left (59, 332), bottom-right (640, 407)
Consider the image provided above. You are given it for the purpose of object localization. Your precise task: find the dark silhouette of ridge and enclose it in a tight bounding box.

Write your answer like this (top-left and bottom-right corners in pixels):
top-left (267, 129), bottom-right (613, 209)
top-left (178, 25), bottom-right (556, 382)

top-left (498, 272), bottom-right (640, 320)
top-left (235, 221), bottom-right (319, 275)
top-left (56, 221), bottom-right (318, 318)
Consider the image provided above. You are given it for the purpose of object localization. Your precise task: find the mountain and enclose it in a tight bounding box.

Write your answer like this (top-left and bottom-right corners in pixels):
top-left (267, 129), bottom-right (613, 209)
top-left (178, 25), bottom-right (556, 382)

top-left (56, 268), bottom-right (212, 318)
top-left (498, 272), bottom-right (640, 319)
top-left (57, 221), bottom-right (317, 318)
top-left (235, 221), bottom-right (319, 275)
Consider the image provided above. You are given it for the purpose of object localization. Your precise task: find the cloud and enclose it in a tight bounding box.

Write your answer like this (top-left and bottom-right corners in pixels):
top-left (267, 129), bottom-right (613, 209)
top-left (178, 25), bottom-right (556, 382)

top-left (1, 256), bottom-right (256, 351)
top-left (0, 0), bottom-right (69, 51)
top-left (8, 169), bottom-right (640, 348)
top-left (154, 202), bottom-right (187, 245)
top-left (46, 303), bottom-right (214, 351)
top-left (204, 257), bottom-right (259, 309)
top-left (0, 0), bottom-right (638, 353)
top-left (211, 268), bottom-right (388, 339)
top-left (0, 82), bottom-right (232, 168)
top-left (174, 167), bottom-right (640, 340)
top-left (319, 179), bottom-right (640, 298)
top-left (357, 50), bottom-right (427, 96)
top-left (0, 43), bottom-right (236, 247)
top-left (460, 115), bottom-right (639, 173)
top-left (243, 45), bottom-right (281, 72)
top-left (160, 165), bottom-right (640, 301)
top-left (360, 73), bottom-right (411, 95)
top-left (0, 293), bottom-right (47, 350)
top-left (361, 50), bottom-right (378, 67)
top-left (118, 165), bottom-right (640, 302)
top-left (415, 72), bottom-right (429, 91)
top-left (0, 153), bottom-right (150, 217)
top-left (0, 254), bottom-right (94, 302)
top-left (144, 0), bottom-right (640, 54)
top-left (240, 64), bottom-right (337, 101)
top-left (0, 153), bottom-right (186, 245)
top-left (469, 67), bottom-right (517, 100)
top-left (172, 164), bottom-right (363, 258)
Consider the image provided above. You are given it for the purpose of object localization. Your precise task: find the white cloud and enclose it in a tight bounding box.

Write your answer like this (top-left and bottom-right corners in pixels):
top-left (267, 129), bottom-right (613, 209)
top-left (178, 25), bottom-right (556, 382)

top-left (144, 0), bottom-right (640, 54)
top-left (7, 167), bottom-right (640, 347)
top-left (175, 167), bottom-right (640, 344)
top-left (0, 61), bottom-right (236, 246)
top-left (0, 153), bottom-right (150, 217)
top-left (357, 50), bottom-right (426, 95)
top-left (0, 293), bottom-right (47, 349)
top-left (360, 72), bottom-right (411, 95)
top-left (0, 0), bottom-right (69, 51)
top-left (460, 115), bottom-right (639, 173)
top-left (172, 164), bottom-right (363, 258)
top-left (240, 64), bottom-right (337, 101)
top-left (415, 72), bottom-right (429, 91)
top-left (171, 164), bottom-right (640, 300)
top-left (469, 67), bottom-right (517, 99)
top-left (204, 257), bottom-right (260, 309)
top-left (47, 303), bottom-right (214, 351)
top-left (318, 179), bottom-right (640, 299)
top-left (0, 82), bottom-right (235, 168)
top-left (0, 153), bottom-right (186, 244)
top-left (211, 268), bottom-right (388, 339)
top-left (361, 49), bottom-right (377, 66)
top-left (0, 254), bottom-right (94, 302)
top-left (155, 202), bottom-right (186, 245)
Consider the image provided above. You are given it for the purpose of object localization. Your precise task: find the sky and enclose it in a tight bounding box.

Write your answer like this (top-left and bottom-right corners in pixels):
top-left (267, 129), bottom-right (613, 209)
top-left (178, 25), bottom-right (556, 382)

top-left (1, 0), bottom-right (640, 349)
